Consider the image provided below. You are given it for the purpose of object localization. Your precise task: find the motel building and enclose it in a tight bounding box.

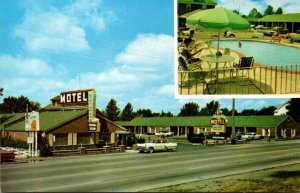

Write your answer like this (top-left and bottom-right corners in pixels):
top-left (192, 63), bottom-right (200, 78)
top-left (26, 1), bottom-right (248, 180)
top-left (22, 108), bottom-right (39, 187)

top-left (116, 115), bottom-right (300, 140)
top-left (1, 89), bottom-right (300, 155)
top-left (1, 89), bottom-right (133, 153)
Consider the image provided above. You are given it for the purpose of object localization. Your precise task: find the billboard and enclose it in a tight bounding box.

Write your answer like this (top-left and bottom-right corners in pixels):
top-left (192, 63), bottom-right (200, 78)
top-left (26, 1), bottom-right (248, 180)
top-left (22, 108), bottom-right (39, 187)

top-left (25, 111), bottom-right (40, 131)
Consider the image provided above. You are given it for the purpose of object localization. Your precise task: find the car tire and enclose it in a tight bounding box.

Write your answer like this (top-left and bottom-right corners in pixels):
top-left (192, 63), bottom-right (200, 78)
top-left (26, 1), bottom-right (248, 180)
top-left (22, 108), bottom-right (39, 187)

top-left (149, 147), bottom-right (154, 154)
top-left (229, 34), bottom-right (235, 37)
top-left (139, 150), bottom-right (144, 153)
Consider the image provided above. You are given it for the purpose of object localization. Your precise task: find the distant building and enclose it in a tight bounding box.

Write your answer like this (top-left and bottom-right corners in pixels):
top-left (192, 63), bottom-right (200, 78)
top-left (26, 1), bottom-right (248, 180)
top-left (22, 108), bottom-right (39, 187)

top-left (274, 101), bottom-right (290, 116)
top-left (248, 13), bottom-right (300, 33)
top-left (178, 0), bottom-right (217, 15)
top-left (116, 115), bottom-right (300, 139)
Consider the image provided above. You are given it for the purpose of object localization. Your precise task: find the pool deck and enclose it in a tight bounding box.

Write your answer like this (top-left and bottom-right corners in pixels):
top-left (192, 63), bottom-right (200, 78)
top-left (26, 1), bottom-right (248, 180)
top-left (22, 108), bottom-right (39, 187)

top-left (178, 31), bottom-right (300, 95)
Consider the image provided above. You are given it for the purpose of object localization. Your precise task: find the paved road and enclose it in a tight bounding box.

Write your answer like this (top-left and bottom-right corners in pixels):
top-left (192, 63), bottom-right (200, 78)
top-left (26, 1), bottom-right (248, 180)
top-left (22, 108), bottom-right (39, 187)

top-left (1, 140), bottom-right (300, 192)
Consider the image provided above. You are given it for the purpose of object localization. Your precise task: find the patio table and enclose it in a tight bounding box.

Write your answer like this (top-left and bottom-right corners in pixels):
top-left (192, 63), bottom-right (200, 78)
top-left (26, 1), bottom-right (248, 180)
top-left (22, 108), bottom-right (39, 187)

top-left (200, 54), bottom-right (235, 70)
top-left (200, 54), bottom-right (235, 94)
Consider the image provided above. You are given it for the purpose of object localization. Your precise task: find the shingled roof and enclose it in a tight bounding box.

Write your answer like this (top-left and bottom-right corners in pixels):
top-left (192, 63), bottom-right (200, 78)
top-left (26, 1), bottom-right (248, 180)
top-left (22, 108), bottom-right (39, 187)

top-left (116, 115), bottom-right (289, 128)
top-left (3, 110), bottom-right (87, 132)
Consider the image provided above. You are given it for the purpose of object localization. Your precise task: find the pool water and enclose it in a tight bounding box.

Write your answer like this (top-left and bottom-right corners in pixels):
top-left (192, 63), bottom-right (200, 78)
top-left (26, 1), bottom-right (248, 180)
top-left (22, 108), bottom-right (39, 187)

top-left (211, 40), bottom-right (300, 66)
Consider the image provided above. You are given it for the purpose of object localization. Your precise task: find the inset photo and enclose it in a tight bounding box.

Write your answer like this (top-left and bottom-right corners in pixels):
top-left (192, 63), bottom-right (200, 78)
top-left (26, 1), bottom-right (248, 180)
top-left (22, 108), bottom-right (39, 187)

top-left (176, 0), bottom-right (300, 96)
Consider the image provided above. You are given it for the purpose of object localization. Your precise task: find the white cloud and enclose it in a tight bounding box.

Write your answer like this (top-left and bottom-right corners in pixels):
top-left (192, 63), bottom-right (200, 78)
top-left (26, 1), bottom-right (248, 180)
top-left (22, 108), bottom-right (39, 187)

top-left (14, 0), bottom-right (117, 53)
top-left (64, 0), bottom-right (117, 32)
top-left (0, 54), bottom-right (53, 76)
top-left (15, 11), bottom-right (90, 53)
top-left (115, 34), bottom-right (173, 66)
top-left (157, 84), bottom-right (175, 96)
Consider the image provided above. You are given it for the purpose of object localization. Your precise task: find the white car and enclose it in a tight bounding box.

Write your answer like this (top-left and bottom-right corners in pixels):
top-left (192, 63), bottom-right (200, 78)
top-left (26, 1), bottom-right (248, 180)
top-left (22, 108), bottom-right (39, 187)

top-left (137, 138), bottom-right (177, 153)
top-left (241, 133), bottom-right (263, 140)
top-left (155, 131), bottom-right (174, 136)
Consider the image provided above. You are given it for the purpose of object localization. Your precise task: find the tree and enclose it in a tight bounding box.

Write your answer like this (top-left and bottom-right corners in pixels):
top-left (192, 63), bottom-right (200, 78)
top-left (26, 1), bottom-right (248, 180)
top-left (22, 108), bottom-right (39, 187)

top-left (248, 8), bottom-right (263, 18)
top-left (136, 108), bottom-right (153, 117)
top-left (257, 106), bottom-right (277, 115)
top-left (199, 100), bottom-right (220, 116)
top-left (264, 5), bottom-right (274, 16)
top-left (178, 102), bottom-right (199, 116)
top-left (104, 99), bottom-right (120, 121)
top-left (286, 98), bottom-right (300, 124)
top-left (220, 107), bottom-right (230, 116)
top-left (232, 9), bottom-right (239, 15)
top-left (120, 103), bottom-right (134, 121)
top-left (240, 109), bottom-right (257, 116)
top-left (0, 95), bottom-right (40, 113)
top-left (0, 88), bottom-right (3, 96)
top-left (275, 7), bottom-right (283, 14)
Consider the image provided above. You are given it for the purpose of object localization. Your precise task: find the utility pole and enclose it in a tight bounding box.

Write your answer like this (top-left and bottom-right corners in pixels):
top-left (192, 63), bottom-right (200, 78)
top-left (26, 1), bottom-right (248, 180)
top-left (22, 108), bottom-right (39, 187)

top-left (231, 98), bottom-right (236, 139)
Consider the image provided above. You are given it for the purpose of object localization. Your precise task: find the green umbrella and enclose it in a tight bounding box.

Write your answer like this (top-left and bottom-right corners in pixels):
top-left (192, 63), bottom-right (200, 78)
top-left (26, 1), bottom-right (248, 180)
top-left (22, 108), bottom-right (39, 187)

top-left (186, 7), bottom-right (250, 54)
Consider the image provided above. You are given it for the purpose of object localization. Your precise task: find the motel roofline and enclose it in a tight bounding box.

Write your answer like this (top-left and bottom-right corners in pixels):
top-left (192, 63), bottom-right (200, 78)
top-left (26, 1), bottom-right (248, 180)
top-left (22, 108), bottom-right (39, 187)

top-left (115, 115), bottom-right (299, 128)
top-left (2, 109), bottom-right (127, 133)
top-left (178, 0), bottom-right (217, 5)
top-left (247, 13), bottom-right (300, 23)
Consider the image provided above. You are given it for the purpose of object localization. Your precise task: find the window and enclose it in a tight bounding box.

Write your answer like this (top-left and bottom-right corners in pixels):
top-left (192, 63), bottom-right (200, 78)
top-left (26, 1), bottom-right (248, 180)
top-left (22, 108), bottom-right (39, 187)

top-left (77, 133), bottom-right (90, 145)
top-left (54, 134), bottom-right (68, 146)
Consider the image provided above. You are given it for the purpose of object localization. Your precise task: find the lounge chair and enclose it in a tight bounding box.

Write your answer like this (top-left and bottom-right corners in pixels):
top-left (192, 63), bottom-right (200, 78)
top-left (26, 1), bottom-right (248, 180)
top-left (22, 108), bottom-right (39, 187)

top-left (232, 56), bottom-right (254, 77)
top-left (181, 47), bottom-right (203, 64)
top-left (178, 55), bottom-right (208, 88)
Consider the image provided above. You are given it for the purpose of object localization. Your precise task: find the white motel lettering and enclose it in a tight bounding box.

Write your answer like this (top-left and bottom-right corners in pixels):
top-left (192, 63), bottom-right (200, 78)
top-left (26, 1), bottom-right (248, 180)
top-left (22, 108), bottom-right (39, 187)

top-left (60, 91), bottom-right (88, 104)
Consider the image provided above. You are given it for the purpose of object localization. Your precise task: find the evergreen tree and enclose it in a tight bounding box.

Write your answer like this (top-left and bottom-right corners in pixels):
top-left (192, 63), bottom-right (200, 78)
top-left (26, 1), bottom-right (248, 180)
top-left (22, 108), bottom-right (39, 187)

top-left (178, 102), bottom-right (199, 116)
top-left (0, 87), bottom-right (3, 96)
top-left (120, 103), bottom-right (134, 121)
top-left (263, 5), bottom-right (274, 16)
top-left (136, 108), bottom-right (153, 117)
top-left (248, 8), bottom-right (263, 18)
top-left (105, 99), bottom-right (120, 121)
top-left (275, 7), bottom-right (283, 14)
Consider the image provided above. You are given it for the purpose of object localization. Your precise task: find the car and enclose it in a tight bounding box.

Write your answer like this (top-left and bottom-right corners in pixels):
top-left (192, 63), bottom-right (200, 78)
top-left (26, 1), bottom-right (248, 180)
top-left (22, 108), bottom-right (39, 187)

top-left (137, 138), bottom-right (177, 153)
top-left (290, 30), bottom-right (300, 43)
top-left (241, 133), bottom-right (263, 140)
top-left (224, 31), bottom-right (264, 39)
top-left (255, 27), bottom-right (275, 36)
top-left (155, 129), bottom-right (174, 136)
top-left (212, 132), bottom-right (227, 140)
top-left (0, 149), bottom-right (15, 161)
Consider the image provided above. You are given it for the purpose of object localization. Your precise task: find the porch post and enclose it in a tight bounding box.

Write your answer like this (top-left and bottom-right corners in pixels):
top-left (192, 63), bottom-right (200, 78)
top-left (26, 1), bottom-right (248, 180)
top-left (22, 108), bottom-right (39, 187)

top-left (275, 127), bottom-right (278, 141)
top-left (177, 126), bottom-right (180, 136)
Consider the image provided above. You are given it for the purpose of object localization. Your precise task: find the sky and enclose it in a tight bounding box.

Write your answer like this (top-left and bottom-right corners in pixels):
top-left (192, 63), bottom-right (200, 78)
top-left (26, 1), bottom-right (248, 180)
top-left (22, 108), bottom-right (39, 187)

top-left (0, 0), bottom-right (296, 115)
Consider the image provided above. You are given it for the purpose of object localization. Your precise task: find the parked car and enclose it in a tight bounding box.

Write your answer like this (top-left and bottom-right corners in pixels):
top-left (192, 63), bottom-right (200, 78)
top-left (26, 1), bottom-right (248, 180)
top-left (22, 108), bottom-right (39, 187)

top-left (0, 149), bottom-right (15, 161)
top-left (137, 138), bottom-right (177, 153)
top-left (290, 30), bottom-right (300, 43)
top-left (224, 31), bottom-right (264, 39)
top-left (241, 133), bottom-right (263, 140)
top-left (212, 132), bottom-right (227, 140)
top-left (155, 129), bottom-right (174, 136)
top-left (255, 27), bottom-right (275, 36)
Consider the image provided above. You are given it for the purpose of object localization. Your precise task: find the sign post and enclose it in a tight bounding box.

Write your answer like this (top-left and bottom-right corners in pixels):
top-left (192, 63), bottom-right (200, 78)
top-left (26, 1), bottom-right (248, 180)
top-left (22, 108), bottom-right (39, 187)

top-left (25, 110), bottom-right (40, 157)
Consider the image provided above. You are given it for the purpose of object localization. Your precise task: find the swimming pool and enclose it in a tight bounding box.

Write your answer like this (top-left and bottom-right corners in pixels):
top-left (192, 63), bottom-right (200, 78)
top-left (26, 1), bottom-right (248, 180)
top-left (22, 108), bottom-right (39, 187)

top-left (211, 40), bottom-right (300, 66)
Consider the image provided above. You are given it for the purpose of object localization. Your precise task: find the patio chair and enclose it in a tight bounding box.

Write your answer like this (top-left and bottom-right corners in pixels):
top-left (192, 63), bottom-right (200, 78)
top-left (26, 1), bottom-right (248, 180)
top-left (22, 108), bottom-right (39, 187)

top-left (232, 56), bottom-right (254, 78)
top-left (181, 47), bottom-right (203, 63)
top-left (178, 55), bottom-right (208, 88)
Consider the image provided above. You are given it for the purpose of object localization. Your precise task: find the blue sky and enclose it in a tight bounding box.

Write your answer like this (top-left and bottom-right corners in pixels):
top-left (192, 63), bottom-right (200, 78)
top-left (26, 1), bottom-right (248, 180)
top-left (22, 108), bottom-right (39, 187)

top-left (0, 0), bottom-right (295, 115)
